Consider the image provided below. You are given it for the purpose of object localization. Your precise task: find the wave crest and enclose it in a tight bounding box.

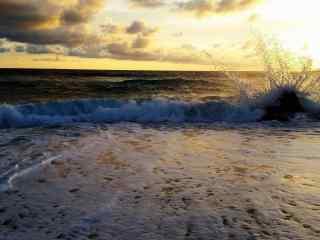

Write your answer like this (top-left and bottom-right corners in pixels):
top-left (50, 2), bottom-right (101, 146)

top-left (0, 99), bottom-right (264, 128)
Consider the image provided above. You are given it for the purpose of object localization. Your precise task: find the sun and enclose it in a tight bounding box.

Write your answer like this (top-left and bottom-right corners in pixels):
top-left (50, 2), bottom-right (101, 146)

top-left (254, 0), bottom-right (320, 67)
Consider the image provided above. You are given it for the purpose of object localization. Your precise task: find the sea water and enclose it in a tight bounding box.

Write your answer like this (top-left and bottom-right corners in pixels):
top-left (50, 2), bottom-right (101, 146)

top-left (0, 69), bottom-right (319, 239)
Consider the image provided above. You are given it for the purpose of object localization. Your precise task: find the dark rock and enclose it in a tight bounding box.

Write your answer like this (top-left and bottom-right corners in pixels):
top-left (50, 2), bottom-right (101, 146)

top-left (56, 233), bottom-right (65, 239)
top-left (261, 91), bottom-right (305, 121)
top-left (2, 219), bottom-right (12, 226)
top-left (88, 233), bottom-right (99, 239)
top-left (69, 188), bottom-right (79, 193)
top-left (0, 207), bottom-right (6, 213)
top-left (37, 178), bottom-right (47, 183)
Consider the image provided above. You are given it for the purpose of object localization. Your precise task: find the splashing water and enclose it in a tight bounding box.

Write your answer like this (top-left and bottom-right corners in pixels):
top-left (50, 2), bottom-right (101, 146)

top-left (210, 37), bottom-right (320, 118)
top-left (252, 39), bottom-right (318, 100)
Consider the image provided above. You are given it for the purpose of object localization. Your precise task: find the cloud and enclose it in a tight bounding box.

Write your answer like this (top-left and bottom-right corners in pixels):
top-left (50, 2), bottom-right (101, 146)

top-left (4, 27), bottom-right (99, 47)
top-left (126, 21), bottom-right (158, 36)
top-left (161, 46), bottom-right (210, 64)
top-left (67, 38), bottom-right (214, 65)
top-left (216, 0), bottom-right (259, 12)
top-left (13, 42), bottom-right (68, 55)
top-left (105, 42), bottom-right (160, 61)
top-left (0, 39), bottom-right (11, 53)
top-left (0, 48), bottom-right (10, 53)
top-left (62, 0), bottom-right (104, 25)
top-left (25, 45), bottom-right (52, 54)
top-left (105, 42), bottom-right (213, 64)
top-left (100, 20), bottom-right (158, 37)
top-left (130, 0), bottom-right (165, 8)
top-left (176, 0), bottom-right (261, 17)
top-left (132, 36), bottom-right (150, 48)
top-left (0, 0), bottom-right (105, 46)
top-left (0, 1), bottom-right (231, 66)
top-left (126, 21), bottom-right (145, 34)
top-left (100, 24), bottom-right (121, 34)
top-left (15, 46), bottom-right (26, 53)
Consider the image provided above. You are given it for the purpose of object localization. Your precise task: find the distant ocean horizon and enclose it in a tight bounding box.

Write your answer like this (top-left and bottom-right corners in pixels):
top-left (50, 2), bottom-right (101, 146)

top-left (0, 68), bottom-right (263, 103)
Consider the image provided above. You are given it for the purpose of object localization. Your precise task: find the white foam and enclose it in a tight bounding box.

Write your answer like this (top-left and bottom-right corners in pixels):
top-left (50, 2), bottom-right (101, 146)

top-left (0, 155), bottom-right (62, 192)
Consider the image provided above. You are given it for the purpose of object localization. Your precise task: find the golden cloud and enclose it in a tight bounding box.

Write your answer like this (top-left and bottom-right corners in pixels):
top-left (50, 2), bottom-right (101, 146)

top-left (176, 0), bottom-right (262, 17)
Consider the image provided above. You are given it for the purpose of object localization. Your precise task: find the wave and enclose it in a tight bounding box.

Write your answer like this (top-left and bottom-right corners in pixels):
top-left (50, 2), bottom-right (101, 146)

top-left (0, 98), bottom-right (265, 128)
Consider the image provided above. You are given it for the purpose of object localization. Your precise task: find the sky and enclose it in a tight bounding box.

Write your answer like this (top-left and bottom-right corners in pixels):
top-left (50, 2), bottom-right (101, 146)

top-left (0, 0), bottom-right (319, 71)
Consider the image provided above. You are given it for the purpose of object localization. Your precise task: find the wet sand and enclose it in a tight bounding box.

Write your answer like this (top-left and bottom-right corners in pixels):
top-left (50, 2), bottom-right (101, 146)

top-left (0, 124), bottom-right (320, 240)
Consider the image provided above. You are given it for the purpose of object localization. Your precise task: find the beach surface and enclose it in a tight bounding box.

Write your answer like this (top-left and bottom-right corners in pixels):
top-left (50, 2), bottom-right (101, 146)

top-left (1, 123), bottom-right (319, 240)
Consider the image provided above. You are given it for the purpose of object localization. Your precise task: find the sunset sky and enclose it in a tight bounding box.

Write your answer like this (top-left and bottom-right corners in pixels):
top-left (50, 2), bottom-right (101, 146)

top-left (0, 0), bottom-right (318, 71)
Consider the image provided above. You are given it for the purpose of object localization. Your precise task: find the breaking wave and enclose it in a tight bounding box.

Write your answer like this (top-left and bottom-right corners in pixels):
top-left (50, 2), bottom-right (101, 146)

top-left (0, 98), bottom-right (265, 128)
top-left (2, 39), bottom-right (320, 128)
top-left (222, 37), bottom-right (320, 121)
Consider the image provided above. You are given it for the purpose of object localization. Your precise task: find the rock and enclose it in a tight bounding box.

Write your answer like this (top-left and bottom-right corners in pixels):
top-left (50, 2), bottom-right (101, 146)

top-left (2, 219), bottom-right (12, 226)
top-left (69, 188), bottom-right (80, 193)
top-left (0, 207), bottom-right (6, 213)
top-left (261, 90), bottom-right (305, 121)
top-left (88, 233), bottom-right (99, 239)
top-left (56, 233), bottom-right (65, 239)
top-left (37, 178), bottom-right (47, 183)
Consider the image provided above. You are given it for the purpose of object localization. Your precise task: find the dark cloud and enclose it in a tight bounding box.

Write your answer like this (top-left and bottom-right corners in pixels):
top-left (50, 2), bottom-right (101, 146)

top-left (0, 48), bottom-right (10, 53)
top-left (130, 0), bottom-right (165, 8)
top-left (158, 45), bottom-right (210, 64)
top-left (126, 21), bottom-right (144, 34)
top-left (100, 21), bottom-right (158, 37)
top-left (0, 1), bottom-right (219, 66)
top-left (15, 46), bottom-right (26, 53)
top-left (105, 42), bottom-right (159, 61)
top-left (176, 0), bottom-right (261, 17)
top-left (68, 43), bottom-right (108, 58)
top-left (105, 42), bottom-right (210, 64)
top-left (126, 21), bottom-right (145, 34)
top-left (0, 0), bottom-right (105, 46)
top-left (62, 0), bottom-right (104, 25)
top-left (25, 45), bottom-right (52, 54)
top-left (2, 27), bottom-right (98, 47)
top-left (13, 43), bottom-right (67, 55)
top-left (68, 40), bottom-right (212, 65)
top-left (0, 1), bottom-right (58, 29)
top-left (132, 36), bottom-right (150, 48)
top-left (126, 21), bottom-right (158, 36)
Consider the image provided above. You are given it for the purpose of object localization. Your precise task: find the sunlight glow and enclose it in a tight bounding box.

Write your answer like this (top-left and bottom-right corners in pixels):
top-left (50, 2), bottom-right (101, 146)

top-left (256, 0), bottom-right (320, 66)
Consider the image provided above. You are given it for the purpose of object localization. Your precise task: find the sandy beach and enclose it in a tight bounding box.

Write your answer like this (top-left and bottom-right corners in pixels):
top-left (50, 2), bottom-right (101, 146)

top-left (1, 124), bottom-right (319, 240)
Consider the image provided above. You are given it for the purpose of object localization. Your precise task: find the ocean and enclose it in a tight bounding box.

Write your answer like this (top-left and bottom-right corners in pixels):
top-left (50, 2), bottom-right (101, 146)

top-left (0, 69), bottom-right (319, 239)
